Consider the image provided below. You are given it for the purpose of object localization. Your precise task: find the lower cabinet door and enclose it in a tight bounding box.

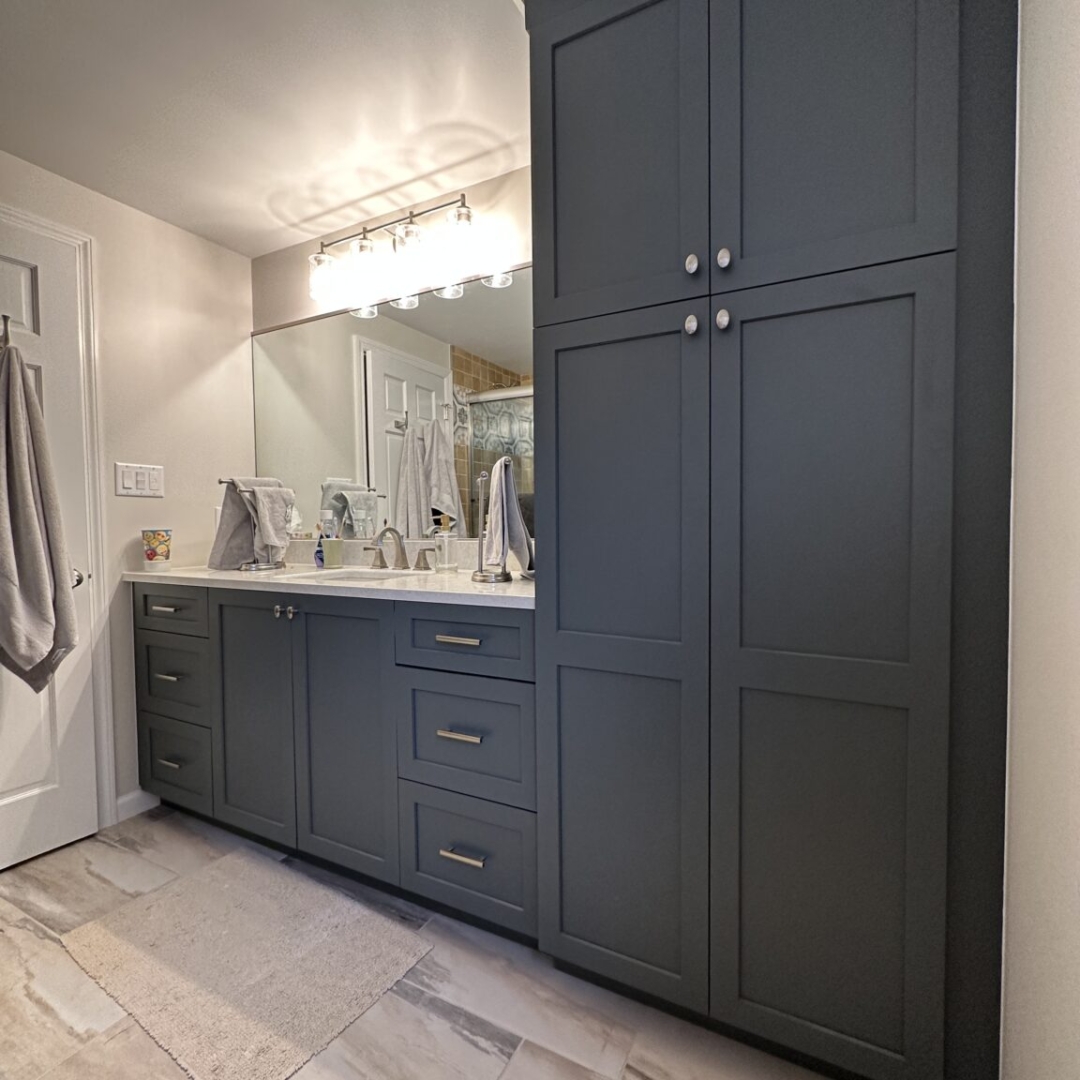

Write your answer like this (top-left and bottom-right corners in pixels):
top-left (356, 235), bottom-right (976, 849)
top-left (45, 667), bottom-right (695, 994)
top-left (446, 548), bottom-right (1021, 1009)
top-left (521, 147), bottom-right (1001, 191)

top-left (210, 591), bottom-right (297, 847)
top-left (534, 302), bottom-right (711, 1012)
top-left (399, 781), bottom-right (537, 936)
top-left (294, 597), bottom-right (399, 882)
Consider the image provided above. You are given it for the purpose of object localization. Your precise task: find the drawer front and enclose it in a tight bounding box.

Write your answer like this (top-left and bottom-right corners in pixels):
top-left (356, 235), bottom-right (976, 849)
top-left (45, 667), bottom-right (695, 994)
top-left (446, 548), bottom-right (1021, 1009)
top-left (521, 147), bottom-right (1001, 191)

top-left (395, 603), bottom-right (535, 682)
top-left (133, 583), bottom-right (209, 637)
top-left (135, 630), bottom-right (210, 725)
top-left (138, 712), bottom-right (212, 815)
top-left (399, 781), bottom-right (537, 935)
top-left (397, 669), bottom-right (536, 810)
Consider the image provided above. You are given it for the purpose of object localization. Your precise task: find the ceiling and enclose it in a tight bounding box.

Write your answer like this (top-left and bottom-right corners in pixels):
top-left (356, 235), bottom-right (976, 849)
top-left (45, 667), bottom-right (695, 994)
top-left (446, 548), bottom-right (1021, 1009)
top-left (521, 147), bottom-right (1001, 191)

top-left (384, 268), bottom-right (533, 374)
top-left (0, 0), bottom-right (530, 257)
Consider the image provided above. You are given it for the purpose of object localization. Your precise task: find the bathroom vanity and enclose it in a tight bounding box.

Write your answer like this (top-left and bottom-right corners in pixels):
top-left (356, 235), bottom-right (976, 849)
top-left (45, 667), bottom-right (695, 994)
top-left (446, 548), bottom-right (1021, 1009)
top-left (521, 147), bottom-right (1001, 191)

top-left (128, 571), bottom-right (538, 936)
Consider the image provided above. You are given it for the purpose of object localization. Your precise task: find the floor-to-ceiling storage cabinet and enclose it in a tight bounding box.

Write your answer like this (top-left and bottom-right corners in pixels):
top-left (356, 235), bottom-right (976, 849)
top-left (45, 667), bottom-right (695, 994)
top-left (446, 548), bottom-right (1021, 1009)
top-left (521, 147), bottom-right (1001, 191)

top-left (529, 2), bottom-right (1016, 1079)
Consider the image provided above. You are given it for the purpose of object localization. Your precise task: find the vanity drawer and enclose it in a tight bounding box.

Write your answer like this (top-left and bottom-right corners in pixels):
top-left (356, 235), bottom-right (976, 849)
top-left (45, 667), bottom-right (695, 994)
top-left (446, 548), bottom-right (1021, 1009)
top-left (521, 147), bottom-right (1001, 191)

top-left (395, 604), bottom-right (535, 682)
top-left (138, 712), bottom-right (212, 816)
top-left (135, 630), bottom-right (210, 725)
top-left (399, 781), bottom-right (537, 936)
top-left (133, 583), bottom-right (209, 638)
top-left (397, 669), bottom-right (535, 810)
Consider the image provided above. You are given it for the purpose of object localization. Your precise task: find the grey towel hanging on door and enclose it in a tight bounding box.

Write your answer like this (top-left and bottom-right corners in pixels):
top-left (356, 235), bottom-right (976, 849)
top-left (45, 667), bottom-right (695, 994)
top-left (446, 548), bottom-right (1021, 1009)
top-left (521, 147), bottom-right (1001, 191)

top-left (0, 342), bottom-right (79, 692)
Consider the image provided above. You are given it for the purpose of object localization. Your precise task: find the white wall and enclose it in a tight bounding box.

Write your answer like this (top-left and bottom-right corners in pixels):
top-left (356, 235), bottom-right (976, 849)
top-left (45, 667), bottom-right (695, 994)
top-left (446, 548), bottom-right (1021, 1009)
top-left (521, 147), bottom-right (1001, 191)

top-left (251, 166), bottom-right (532, 331)
top-left (0, 149), bottom-right (254, 804)
top-left (1002, 2), bottom-right (1080, 1075)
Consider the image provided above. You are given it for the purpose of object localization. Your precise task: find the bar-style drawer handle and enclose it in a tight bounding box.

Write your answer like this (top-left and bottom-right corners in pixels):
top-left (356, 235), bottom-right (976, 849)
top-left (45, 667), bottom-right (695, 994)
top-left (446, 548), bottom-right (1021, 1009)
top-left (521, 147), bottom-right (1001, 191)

top-left (434, 634), bottom-right (482, 647)
top-left (438, 847), bottom-right (486, 869)
top-left (155, 757), bottom-right (183, 770)
top-left (436, 729), bottom-right (483, 745)
top-left (153, 673), bottom-right (184, 683)
top-left (150, 605), bottom-right (179, 614)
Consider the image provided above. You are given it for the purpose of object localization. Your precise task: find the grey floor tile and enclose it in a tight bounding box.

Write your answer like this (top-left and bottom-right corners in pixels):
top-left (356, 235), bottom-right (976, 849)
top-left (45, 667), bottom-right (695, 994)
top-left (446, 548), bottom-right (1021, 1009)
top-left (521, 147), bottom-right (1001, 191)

top-left (95, 807), bottom-right (239, 877)
top-left (0, 896), bottom-right (126, 1080)
top-left (0, 837), bottom-right (176, 935)
top-left (38, 1017), bottom-right (187, 1080)
top-left (623, 1008), bottom-right (826, 1080)
top-left (501, 1040), bottom-right (609, 1080)
top-left (403, 915), bottom-right (635, 1078)
top-left (281, 857), bottom-right (431, 931)
top-left (294, 977), bottom-right (519, 1080)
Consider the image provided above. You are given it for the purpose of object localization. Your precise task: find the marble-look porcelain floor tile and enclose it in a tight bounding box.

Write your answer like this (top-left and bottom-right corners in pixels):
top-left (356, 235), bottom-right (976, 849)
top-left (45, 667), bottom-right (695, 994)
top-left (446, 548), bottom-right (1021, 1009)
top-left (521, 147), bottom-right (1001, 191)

top-left (39, 1017), bottom-right (188, 1079)
top-left (294, 978), bottom-right (519, 1080)
top-left (174, 811), bottom-right (289, 862)
top-left (0, 896), bottom-right (126, 1080)
top-left (0, 837), bottom-right (176, 935)
top-left (403, 915), bottom-right (635, 1078)
top-left (501, 1040), bottom-right (609, 1080)
top-left (623, 1009), bottom-right (826, 1080)
top-left (95, 807), bottom-right (240, 877)
top-left (281, 857), bottom-right (431, 931)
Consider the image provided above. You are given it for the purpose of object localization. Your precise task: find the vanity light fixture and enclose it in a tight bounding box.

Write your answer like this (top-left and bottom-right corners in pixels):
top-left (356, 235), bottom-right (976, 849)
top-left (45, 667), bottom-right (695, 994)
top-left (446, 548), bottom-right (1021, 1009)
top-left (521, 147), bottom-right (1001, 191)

top-left (482, 270), bottom-right (514, 289)
top-left (349, 306), bottom-right (378, 319)
top-left (434, 283), bottom-right (464, 299)
top-left (390, 294), bottom-right (419, 309)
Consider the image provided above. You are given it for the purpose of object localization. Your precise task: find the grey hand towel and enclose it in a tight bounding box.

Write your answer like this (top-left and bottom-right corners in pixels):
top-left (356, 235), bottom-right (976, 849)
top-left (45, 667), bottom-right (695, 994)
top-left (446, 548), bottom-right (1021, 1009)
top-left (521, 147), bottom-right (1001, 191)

top-left (331, 489), bottom-right (379, 539)
top-left (208, 477), bottom-right (293, 570)
top-left (394, 426), bottom-right (432, 539)
top-left (483, 456), bottom-right (534, 574)
top-left (424, 419), bottom-right (465, 535)
top-left (0, 344), bottom-right (78, 692)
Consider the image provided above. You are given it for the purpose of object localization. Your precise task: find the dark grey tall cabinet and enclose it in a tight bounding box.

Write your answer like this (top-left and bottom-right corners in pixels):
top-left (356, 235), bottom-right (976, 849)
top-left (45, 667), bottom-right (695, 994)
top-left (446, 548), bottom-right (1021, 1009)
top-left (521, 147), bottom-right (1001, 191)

top-left (529, 2), bottom-right (1016, 1079)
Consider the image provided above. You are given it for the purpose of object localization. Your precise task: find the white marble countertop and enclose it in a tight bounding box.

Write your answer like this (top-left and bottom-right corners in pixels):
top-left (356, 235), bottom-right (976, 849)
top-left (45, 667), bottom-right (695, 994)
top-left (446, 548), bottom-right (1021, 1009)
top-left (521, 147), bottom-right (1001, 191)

top-left (121, 565), bottom-right (535, 609)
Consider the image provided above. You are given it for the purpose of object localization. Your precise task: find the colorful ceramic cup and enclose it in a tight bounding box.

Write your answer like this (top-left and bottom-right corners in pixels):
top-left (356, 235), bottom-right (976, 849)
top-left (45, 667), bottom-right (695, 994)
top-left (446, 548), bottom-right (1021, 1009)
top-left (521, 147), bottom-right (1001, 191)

top-left (142, 528), bottom-right (173, 568)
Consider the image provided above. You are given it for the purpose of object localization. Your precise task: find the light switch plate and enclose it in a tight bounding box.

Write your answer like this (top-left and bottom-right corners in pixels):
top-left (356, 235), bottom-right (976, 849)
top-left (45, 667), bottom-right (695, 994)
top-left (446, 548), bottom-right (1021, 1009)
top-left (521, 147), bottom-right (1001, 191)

top-left (114, 462), bottom-right (164, 498)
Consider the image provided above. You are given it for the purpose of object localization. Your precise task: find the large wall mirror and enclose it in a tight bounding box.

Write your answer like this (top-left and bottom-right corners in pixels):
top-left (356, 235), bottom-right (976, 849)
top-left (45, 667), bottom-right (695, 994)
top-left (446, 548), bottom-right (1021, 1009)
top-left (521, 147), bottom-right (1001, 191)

top-left (252, 267), bottom-right (532, 539)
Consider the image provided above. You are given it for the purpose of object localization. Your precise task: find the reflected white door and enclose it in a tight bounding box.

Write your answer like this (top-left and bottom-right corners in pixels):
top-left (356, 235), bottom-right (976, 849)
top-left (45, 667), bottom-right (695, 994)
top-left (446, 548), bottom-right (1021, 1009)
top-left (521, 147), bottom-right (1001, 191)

top-left (365, 344), bottom-right (450, 532)
top-left (0, 215), bottom-right (98, 870)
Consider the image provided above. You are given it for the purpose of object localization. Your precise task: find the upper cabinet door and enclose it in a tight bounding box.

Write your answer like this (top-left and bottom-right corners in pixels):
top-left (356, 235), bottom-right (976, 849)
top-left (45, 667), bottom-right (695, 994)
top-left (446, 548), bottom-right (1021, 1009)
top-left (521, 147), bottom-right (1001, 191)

top-left (710, 0), bottom-right (958, 294)
top-left (531, 0), bottom-right (710, 325)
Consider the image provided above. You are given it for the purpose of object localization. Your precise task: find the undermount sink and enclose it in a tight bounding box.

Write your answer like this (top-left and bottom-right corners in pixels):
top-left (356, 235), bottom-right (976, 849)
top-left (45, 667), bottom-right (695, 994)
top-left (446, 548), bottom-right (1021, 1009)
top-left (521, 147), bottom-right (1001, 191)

top-left (276, 567), bottom-right (431, 583)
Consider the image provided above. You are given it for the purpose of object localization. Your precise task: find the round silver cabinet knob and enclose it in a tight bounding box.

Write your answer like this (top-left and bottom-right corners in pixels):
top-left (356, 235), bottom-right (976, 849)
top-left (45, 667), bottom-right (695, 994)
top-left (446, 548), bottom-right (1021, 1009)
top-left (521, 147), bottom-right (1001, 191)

top-left (684, 314), bottom-right (699, 335)
top-left (685, 253), bottom-right (700, 275)
top-left (716, 247), bottom-right (732, 269)
top-left (715, 308), bottom-right (731, 331)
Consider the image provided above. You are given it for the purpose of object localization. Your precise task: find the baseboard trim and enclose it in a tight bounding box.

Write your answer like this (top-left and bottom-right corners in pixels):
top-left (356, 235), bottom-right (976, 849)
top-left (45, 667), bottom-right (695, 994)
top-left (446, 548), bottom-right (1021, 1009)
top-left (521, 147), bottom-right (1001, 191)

top-left (115, 789), bottom-right (160, 823)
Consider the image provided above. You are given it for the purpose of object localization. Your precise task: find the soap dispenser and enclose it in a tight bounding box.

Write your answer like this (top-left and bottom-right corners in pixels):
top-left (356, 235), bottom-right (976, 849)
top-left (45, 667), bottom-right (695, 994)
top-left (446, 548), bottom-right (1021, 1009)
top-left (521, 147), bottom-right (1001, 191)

top-left (434, 514), bottom-right (457, 573)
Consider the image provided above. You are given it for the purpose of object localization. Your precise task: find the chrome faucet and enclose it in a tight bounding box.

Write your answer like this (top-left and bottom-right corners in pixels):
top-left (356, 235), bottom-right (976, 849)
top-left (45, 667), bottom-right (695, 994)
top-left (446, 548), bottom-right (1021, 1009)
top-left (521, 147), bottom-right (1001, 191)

top-left (366, 526), bottom-right (410, 570)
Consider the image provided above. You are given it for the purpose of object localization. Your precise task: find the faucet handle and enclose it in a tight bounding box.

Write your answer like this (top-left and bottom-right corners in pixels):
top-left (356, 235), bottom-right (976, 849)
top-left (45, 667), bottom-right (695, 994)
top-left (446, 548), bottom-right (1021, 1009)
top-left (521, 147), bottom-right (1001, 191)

top-left (363, 545), bottom-right (388, 569)
top-left (413, 547), bottom-right (437, 571)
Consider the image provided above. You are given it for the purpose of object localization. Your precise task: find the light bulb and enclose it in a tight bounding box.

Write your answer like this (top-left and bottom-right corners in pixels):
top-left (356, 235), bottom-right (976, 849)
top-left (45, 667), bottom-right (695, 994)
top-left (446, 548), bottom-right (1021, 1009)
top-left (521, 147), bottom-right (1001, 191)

top-left (395, 219), bottom-right (422, 251)
top-left (447, 203), bottom-right (473, 227)
top-left (349, 306), bottom-right (378, 319)
top-left (390, 295), bottom-right (419, 309)
top-left (308, 251), bottom-right (336, 303)
top-left (482, 270), bottom-right (513, 289)
top-left (434, 283), bottom-right (464, 299)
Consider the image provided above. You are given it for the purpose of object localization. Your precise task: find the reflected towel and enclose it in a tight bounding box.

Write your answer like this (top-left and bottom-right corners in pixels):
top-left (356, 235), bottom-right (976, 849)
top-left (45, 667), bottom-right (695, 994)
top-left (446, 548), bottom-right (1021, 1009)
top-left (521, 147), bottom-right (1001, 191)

top-left (332, 489), bottom-right (379, 539)
top-left (394, 427), bottom-right (431, 539)
top-left (424, 420), bottom-right (464, 535)
top-left (483, 456), bottom-right (534, 575)
top-left (0, 343), bottom-right (78, 692)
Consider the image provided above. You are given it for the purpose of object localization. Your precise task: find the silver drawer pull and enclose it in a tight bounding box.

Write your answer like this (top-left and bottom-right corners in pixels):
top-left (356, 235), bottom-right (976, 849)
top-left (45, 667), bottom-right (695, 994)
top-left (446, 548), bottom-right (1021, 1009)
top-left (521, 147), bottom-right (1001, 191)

top-left (150, 605), bottom-right (179, 614)
top-left (155, 757), bottom-right (183, 770)
top-left (436, 729), bottom-right (483, 745)
top-left (438, 847), bottom-right (486, 870)
top-left (153, 673), bottom-right (183, 683)
top-left (434, 634), bottom-right (482, 648)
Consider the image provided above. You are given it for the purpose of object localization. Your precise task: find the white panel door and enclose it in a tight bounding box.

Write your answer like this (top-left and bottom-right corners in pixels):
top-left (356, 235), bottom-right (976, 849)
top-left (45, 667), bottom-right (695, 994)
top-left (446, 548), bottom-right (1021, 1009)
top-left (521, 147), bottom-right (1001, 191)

top-left (0, 217), bottom-right (98, 869)
top-left (365, 344), bottom-right (449, 533)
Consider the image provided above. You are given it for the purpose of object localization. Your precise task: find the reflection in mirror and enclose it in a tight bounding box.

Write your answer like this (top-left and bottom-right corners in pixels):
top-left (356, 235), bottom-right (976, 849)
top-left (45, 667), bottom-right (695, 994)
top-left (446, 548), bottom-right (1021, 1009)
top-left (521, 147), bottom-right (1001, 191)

top-left (253, 266), bottom-right (532, 540)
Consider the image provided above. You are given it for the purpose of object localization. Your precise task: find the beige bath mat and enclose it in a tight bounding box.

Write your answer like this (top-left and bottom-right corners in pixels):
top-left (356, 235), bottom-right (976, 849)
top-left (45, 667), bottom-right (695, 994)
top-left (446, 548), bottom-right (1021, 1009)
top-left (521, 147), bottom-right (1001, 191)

top-left (64, 849), bottom-right (430, 1080)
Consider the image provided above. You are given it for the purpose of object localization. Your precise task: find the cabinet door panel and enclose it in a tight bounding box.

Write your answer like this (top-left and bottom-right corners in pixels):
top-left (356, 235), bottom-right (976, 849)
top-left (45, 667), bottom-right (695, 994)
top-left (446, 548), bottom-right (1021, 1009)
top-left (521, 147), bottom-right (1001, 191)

top-left (294, 598), bottom-right (398, 881)
top-left (531, 0), bottom-right (709, 324)
top-left (711, 255), bottom-right (955, 1080)
top-left (210, 592), bottom-right (296, 847)
top-left (535, 301), bottom-right (709, 1010)
top-left (710, 0), bottom-right (957, 293)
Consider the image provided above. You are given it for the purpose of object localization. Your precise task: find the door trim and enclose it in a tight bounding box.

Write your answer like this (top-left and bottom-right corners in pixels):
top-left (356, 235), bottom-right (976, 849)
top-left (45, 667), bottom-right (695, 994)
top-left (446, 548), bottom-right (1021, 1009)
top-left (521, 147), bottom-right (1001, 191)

top-left (0, 202), bottom-right (117, 828)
